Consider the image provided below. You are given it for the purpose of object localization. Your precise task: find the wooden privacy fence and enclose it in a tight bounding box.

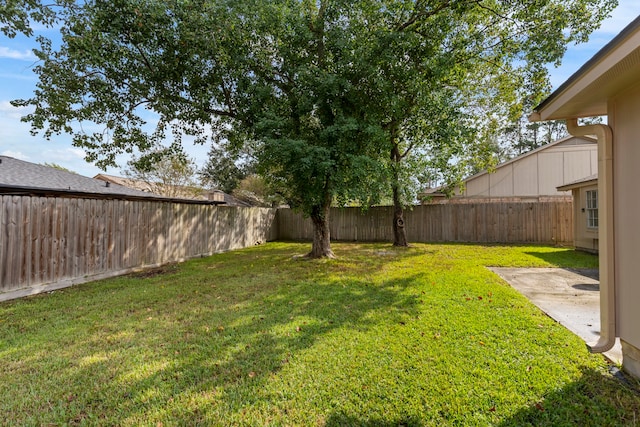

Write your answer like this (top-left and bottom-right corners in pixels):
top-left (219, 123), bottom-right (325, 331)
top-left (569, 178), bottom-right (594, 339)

top-left (0, 195), bottom-right (276, 300)
top-left (1, 195), bottom-right (572, 301)
top-left (277, 200), bottom-right (573, 245)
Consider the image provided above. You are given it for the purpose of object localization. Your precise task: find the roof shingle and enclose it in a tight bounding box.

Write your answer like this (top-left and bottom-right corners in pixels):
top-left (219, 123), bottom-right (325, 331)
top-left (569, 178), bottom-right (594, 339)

top-left (0, 156), bottom-right (154, 198)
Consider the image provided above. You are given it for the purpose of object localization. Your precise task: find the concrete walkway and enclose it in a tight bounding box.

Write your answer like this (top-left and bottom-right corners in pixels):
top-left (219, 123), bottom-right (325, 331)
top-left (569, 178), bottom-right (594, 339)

top-left (489, 267), bottom-right (622, 364)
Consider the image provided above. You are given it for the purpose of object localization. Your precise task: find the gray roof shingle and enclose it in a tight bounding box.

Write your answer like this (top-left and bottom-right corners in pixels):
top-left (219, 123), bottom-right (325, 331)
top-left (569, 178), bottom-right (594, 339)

top-left (0, 156), bottom-right (153, 198)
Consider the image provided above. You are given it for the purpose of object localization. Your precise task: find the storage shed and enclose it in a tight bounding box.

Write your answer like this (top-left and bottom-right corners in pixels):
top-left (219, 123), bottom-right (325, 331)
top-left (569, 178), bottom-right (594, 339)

top-left (423, 135), bottom-right (596, 201)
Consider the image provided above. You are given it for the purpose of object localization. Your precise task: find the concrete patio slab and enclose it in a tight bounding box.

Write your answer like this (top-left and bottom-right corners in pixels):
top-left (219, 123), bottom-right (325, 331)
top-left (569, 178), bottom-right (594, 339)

top-left (489, 267), bottom-right (622, 364)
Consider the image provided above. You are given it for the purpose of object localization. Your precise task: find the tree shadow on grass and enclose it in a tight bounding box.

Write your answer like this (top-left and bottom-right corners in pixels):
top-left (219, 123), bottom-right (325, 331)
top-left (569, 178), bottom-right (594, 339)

top-left (0, 245), bottom-right (427, 425)
top-left (498, 367), bottom-right (640, 427)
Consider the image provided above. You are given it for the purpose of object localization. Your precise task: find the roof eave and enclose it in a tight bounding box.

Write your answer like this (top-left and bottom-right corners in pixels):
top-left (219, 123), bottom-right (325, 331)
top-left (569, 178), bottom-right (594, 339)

top-left (532, 15), bottom-right (640, 122)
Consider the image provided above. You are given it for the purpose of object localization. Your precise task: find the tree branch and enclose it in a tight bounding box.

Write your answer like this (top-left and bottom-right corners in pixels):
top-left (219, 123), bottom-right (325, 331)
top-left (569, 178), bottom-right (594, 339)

top-left (396, 0), bottom-right (454, 31)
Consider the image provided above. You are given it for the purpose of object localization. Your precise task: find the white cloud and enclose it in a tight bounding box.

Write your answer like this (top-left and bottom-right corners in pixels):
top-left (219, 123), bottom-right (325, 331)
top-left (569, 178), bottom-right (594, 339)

top-left (0, 150), bottom-right (29, 160)
top-left (42, 147), bottom-right (87, 162)
top-left (0, 100), bottom-right (32, 120)
top-left (0, 46), bottom-right (35, 61)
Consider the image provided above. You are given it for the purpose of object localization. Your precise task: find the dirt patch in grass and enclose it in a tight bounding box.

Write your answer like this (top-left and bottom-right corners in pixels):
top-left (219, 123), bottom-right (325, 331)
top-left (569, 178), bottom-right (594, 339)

top-left (127, 263), bottom-right (179, 279)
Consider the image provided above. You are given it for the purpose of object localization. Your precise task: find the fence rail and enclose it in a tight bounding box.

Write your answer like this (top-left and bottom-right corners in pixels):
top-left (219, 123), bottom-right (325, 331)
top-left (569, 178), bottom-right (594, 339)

top-left (276, 200), bottom-right (573, 245)
top-left (0, 195), bottom-right (276, 300)
top-left (1, 196), bottom-right (573, 301)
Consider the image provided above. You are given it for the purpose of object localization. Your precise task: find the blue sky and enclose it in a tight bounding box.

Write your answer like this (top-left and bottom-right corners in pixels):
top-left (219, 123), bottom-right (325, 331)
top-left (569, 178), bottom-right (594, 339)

top-left (0, 2), bottom-right (638, 178)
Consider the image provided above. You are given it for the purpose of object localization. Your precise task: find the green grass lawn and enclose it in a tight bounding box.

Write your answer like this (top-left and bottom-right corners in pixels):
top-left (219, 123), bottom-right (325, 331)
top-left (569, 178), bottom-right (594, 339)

top-left (1, 242), bottom-right (638, 426)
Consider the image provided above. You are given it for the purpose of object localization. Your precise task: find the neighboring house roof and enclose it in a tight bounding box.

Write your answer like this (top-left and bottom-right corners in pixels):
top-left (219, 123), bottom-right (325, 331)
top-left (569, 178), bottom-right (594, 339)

top-left (93, 174), bottom-right (157, 193)
top-left (0, 156), bottom-right (224, 205)
top-left (531, 15), bottom-right (640, 121)
top-left (94, 173), bottom-right (211, 200)
top-left (556, 174), bottom-right (598, 192)
top-left (93, 173), bottom-right (249, 206)
top-left (0, 156), bottom-right (152, 198)
top-left (213, 190), bottom-right (252, 207)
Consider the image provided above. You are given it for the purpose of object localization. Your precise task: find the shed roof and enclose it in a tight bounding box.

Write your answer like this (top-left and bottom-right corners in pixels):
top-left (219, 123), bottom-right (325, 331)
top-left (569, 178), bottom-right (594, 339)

top-left (556, 173), bottom-right (598, 191)
top-left (531, 15), bottom-right (640, 121)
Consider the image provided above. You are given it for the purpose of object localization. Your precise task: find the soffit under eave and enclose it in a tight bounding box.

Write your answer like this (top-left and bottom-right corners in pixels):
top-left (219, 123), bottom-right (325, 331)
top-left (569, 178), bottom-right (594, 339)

top-left (533, 33), bottom-right (640, 122)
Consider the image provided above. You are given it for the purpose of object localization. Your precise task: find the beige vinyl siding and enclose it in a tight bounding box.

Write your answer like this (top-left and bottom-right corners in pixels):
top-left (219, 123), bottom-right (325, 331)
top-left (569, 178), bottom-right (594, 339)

top-left (537, 152), bottom-right (565, 195)
top-left (488, 164), bottom-right (513, 196)
top-left (512, 154), bottom-right (538, 195)
top-left (570, 184), bottom-right (599, 253)
top-left (564, 149), bottom-right (594, 183)
top-left (458, 136), bottom-right (597, 198)
top-left (465, 174), bottom-right (489, 196)
top-left (612, 83), bottom-right (640, 350)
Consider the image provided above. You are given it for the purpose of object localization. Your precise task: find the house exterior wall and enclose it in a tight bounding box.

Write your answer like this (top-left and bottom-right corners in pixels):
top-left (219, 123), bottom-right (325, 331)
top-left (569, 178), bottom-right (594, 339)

top-left (537, 152), bottom-right (565, 195)
top-left (488, 164), bottom-right (513, 196)
top-left (611, 83), bottom-right (640, 353)
top-left (571, 184), bottom-right (599, 253)
top-left (465, 174), bottom-right (489, 196)
top-left (459, 137), bottom-right (597, 198)
top-left (512, 154), bottom-right (538, 195)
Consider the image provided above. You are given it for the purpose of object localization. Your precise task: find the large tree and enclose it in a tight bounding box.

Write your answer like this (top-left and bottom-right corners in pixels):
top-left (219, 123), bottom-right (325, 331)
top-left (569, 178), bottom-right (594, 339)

top-left (14, 0), bottom-right (617, 255)
top-left (344, 0), bottom-right (617, 246)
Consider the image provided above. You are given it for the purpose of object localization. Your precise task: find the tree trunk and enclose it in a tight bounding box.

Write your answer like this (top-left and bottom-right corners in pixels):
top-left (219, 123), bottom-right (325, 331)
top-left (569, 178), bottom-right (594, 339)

top-left (392, 183), bottom-right (408, 247)
top-left (307, 199), bottom-right (335, 258)
top-left (390, 137), bottom-right (409, 247)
